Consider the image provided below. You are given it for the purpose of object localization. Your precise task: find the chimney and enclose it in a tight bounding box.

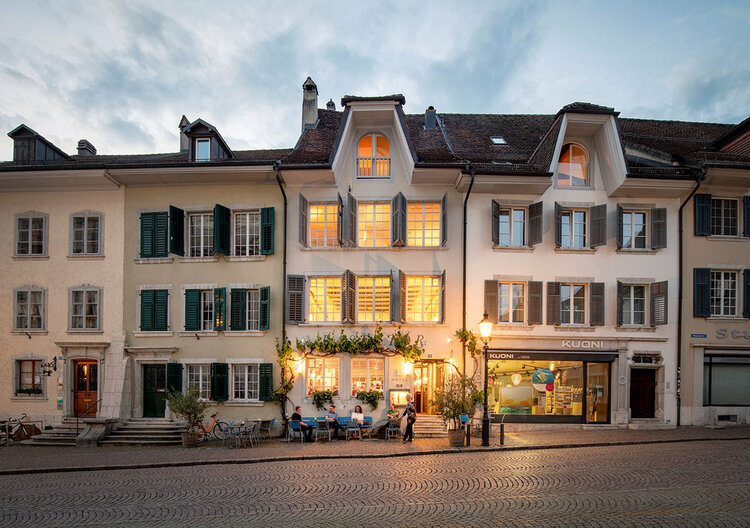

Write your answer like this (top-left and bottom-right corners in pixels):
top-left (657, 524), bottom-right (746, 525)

top-left (424, 106), bottom-right (437, 130)
top-left (77, 139), bottom-right (97, 156)
top-left (301, 77), bottom-right (319, 132)
top-left (179, 115), bottom-right (190, 152)
top-left (326, 99), bottom-right (335, 111)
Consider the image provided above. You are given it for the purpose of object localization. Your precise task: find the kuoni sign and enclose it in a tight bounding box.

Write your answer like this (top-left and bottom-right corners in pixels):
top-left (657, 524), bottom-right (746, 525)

top-left (532, 368), bottom-right (554, 392)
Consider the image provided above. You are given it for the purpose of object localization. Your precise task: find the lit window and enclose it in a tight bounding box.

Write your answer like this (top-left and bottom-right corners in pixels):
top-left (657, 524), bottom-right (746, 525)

top-left (351, 358), bottom-right (384, 396)
top-left (309, 277), bottom-right (342, 322)
top-left (499, 282), bottom-right (525, 323)
top-left (309, 203), bottom-right (339, 247)
top-left (711, 271), bottom-right (737, 317)
top-left (16, 215), bottom-right (46, 256)
top-left (561, 210), bottom-right (587, 248)
top-left (195, 139), bottom-right (210, 162)
top-left (557, 143), bottom-right (588, 186)
top-left (357, 276), bottom-right (390, 322)
top-left (711, 199), bottom-right (738, 236)
top-left (70, 287), bottom-right (100, 330)
top-left (233, 364), bottom-right (259, 400)
top-left (234, 211), bottom-right (260, 256)
top-left (187, 364), bottom-right (211, 400)
top-left (621, 285), bottom-right (646, 325)
top-left (189, 213), bottom-right (214, 257)
top-left (358, 202), bottom-right (391, 247)
top-left (72, 215), bottom-right (101, 255)
top-left (622, 211), bottom-right (647, 249)
top-left (561, 284), bottom-right (586, 325)
top-left (306, 357), bottom-right (339, 396)
top-left (498, 208), bottom-right (525, 247)
top-left (407, 202), bottom-right (441, 247)
top-left (357, 134), bottom-right (390, 177)
top-left (406, 275), bottom-right (441, 323)
top-left (15, 288), bottom-right (44, 330)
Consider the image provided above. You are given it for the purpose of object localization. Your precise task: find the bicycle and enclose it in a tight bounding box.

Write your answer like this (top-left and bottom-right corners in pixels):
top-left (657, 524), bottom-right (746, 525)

top-left (0, 413), bottom-right (35, 446)
top-left (195, 412), bottom-right (229, 443)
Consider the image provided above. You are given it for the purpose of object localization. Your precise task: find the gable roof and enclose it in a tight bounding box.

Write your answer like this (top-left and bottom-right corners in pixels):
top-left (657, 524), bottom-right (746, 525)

top-left (7, 124), bottom-right (70, 160)
top-left (181, 118), bottom-right (235, 159)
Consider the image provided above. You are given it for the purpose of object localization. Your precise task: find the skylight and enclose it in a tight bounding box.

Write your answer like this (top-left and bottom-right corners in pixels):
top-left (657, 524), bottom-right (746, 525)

top-left (490, 136), bottom-right (507, 145)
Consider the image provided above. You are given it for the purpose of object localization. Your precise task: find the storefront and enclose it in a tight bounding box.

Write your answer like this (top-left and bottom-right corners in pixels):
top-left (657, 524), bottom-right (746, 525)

top-left (486, 350), bottom-right (616, 423)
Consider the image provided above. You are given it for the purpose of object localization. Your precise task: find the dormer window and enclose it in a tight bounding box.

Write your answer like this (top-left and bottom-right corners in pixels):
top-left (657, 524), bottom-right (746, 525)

top-left (195, 139), bottom-right (211, 162)
top-left (357, 134), bottom-right (390, 178)
top-left (556, 143), bottom-right (588, 187)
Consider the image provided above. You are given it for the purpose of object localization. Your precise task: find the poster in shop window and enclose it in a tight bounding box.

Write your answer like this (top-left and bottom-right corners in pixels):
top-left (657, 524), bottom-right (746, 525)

top-left (532, 368), bottom-right (554, 392)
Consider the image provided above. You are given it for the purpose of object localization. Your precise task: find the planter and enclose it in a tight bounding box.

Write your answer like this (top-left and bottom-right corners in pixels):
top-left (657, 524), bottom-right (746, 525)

top-left (181, 432), bottom-right (200, 448)
top-left (448, 429), bottom-right (464, 448)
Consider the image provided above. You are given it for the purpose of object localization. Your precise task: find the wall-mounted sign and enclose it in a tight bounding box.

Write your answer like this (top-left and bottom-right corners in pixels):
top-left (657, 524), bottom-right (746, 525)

top-left (717, 329), bottom-right (750, 339)
top-left (561, 340), bottom-right (605, 349)
top-left (691, 333), bottom-right (707, 338)
top-left (488, 352), bottom-right (532, 360)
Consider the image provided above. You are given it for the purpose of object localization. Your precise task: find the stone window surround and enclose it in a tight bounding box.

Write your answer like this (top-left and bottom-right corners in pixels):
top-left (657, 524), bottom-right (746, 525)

top-left (14, 211), bottom-right (49, 258)
top-left (134, 284), bottom-right (173, 337)
top-left (13, 285), bottom-right (47, 333)
top-left (68, 284), bottom-right (103, 333)
top-left (69, 210), bottom-right (104, 257)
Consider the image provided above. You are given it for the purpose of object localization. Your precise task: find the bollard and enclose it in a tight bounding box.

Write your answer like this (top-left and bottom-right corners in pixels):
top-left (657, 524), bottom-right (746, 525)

top-left (500, 423), bottom-right (504, 446)
top-left (466, 424), bottom-right (471, 447)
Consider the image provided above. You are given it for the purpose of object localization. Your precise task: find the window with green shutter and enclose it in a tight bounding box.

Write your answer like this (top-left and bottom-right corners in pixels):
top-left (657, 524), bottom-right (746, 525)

top-left (184, 289), bottom-right (201, 331)
top-left (259, 286), bottom-right (270, 330)
top-left (259, 363), bottom-right (273, 401)
top-left (166, 363), bottom-right (183, 393)
top-left (230, 288), bottom-right (247, 331)
top-left (140, 289), bottom-right (169, 331)
top-left (210, 362), bottom-right (229, 402)
top-left (169, 206), bottom-right (185, 256)
top-left (140, 212), bottom-right (168, 258)
top-left (260, 207), bottom-right (274, 255)
top-left (214, 288), bottom-right (226, 331)
top-left (213, 204), bottom-right (231, 255)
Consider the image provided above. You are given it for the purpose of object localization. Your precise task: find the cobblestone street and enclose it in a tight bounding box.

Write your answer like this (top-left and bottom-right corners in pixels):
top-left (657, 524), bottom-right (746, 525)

top-left (1, 439), bottom-right (748, 527)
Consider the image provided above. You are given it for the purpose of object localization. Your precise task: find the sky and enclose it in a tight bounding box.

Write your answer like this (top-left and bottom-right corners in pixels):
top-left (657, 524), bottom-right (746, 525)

top-left (1, 0), bottom-right (749, 160)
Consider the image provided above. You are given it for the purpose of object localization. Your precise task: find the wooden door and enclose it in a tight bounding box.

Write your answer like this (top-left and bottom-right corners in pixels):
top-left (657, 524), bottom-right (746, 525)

top-left (74, 360), bottom-right (98, 417)
top-left (630, 369), bottom-right (656, 419)
top-left (413, 361), bottom-right (446, 414)
top-left (143, 364), bottom-right (167, 418)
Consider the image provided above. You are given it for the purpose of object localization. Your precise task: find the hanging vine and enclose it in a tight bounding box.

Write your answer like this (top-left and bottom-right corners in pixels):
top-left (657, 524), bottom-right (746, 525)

top-left (455, 328), bottom-right (482, 377)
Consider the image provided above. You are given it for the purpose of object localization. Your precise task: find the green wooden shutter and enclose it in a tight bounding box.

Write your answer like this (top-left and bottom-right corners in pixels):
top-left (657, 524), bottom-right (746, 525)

top-left (184, 289), bottom-right (201, 331)
top-left (260, 207), bottom-right (274, 255)
top-left (484, 280), bottom-right (499, 323)
top-left (210, 362), bottom-right (229, 401)
top-left (140, 289), bottom-right (155, 331)
top-left (166, 363), bottom-right (183, 393)
top-left (214, 288), bottom-right (226, 331)
top-left (230, 288), bottom-right (247, 331)
top-left (154, 289), bottom-right (169, 331)
top-left (694, 194), bottom-right (712, 236)
top-left (693, 268), bottom-right (711, 318)
top-left (213, 204), bottom-right (231, 255)
top-left (491, 200), bottom-right (500, 245)
top-left (743, 196), bottom-right (750, 238)
top-left (259, 363), bottom-right (273, 402)
top-left (169, 206), bottom-right (185, 256)
top-left (259, 286), bottom-right (270, 330)
top-left (140, 213), bottom-right (155, 258)
top-left (154, 212), bottom-right (168, 257)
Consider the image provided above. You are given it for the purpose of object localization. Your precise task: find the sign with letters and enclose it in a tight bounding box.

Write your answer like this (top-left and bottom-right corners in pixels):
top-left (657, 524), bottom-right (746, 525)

top-left (716, 329), bottom-right (750, 340)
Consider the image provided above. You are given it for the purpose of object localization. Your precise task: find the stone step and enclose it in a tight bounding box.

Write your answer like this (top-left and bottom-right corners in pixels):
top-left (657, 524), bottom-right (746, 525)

top-left (114, 425), bottom-right (186, 432)
top-left (99, 439), bottom-right (182, 446)
top-left (20, 439), bottom-right (76, 447)
top-left (104, 434), bottom-right (184, 441)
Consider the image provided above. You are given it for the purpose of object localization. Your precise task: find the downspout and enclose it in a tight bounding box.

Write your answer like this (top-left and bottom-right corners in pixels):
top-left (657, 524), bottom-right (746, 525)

top-left (274, 161), bottom-right (287, 343)
top-left (676, 173), bottom-right (704, 427)
top-left (462, 166), bottom-right (475, 375)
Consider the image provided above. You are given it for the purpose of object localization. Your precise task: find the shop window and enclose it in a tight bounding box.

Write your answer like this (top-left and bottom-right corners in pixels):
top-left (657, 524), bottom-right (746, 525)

top-left (710, 271), bottom-right (737, 317)
top-left (357, 134), bottom-right (390, 178)
top-left (14, 288), bottom-right (45, 330)
top-left (703, 355), bottom-right (750, 405)
top-left (556, 143), bottom-right (588, 187)
top-left (406, 275), bottom-right (441, 323)
top-left (407, 202), bottom-right (441, 247)
top-left (499, 282), bottom-right (525, 323)
top-left (15, 214), bottom-right (46, 256)
top-left (232, 364), bottom-right (259, 400)
top-left (357, 276), bottom-right (390, 322)
top-left (188, 213), bottom-right (214, 257)
top-left (351, 358), bottom-right (384, 396)
top-left (233, 211), bottom-right (260, 256)
top-left (187, 364), bottom-right (211, 400)
top-left (358, 202), bottom-right (390, 247)
top-left (71, 214), bottom-right (101, 255)
top-left (70, 286), bottom-right (101, 331)
top-left (561, 284), bottom-right (586, 325)
top-left (15, 359), bottom-right (44, 395)
top-left (306, 357), bottom-right (339, 396)
top-left (309, 277), bottom-right (342, 322)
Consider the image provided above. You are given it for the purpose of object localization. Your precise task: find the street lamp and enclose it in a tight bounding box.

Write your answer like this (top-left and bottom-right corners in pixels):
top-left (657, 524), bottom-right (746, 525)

top-left (478, 312), bottom-right (493, 447)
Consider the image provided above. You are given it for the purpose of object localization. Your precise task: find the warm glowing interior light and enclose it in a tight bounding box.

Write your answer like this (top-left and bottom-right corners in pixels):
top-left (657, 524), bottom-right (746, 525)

top-left (403, 361), bottom-right (413, 375)
top-left (549, 362), bottom-right (555, 371)
top-left (511, 373), bottom-right (522, 386)
top-left (478, 313), bottom-right (493, 339)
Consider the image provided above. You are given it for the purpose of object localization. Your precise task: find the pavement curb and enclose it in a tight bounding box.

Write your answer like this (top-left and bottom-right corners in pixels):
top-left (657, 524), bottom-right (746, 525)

top-left (2, 435), bottom-right (749, 476)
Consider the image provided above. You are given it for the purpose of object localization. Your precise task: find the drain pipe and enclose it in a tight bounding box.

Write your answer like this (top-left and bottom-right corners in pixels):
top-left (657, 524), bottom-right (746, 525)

top-left (676, 174), bottom-right (704, 427)
top-left (462, 166), bottom-right (475, 376)
top-left (274, 162), bottom-right (287, 343)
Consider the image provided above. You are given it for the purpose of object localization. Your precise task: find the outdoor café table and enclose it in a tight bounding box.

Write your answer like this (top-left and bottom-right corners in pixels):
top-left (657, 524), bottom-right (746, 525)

top-left (226, 422), bottom-right (248, 448)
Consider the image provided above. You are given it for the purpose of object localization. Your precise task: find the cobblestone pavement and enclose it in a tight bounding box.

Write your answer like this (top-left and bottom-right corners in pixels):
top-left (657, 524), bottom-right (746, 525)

top-left (1, 440), bottom-right (748, 527)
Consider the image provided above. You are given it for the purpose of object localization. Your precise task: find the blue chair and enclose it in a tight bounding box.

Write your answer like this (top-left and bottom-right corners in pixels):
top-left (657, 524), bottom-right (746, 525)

top-left (386, 419), bottom-right (401, 440)
top-left (459, 414), bottom-right (477, 435)
top-left (360, 416), bottom-right (373, 439)
top-left (345, 417), bottom-right (361, 441)
top-left (337, 417), bottom-right (349, 440)
top-left (288, 420), bottom-right (303, 442)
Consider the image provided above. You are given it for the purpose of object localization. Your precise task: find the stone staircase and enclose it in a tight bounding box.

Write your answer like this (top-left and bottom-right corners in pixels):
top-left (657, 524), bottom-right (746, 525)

top-left (22, 418), bottom-right (78, 447)
top-left (413, 414), bottom-right (447, 438)
top-left (98, 418), bottom-right (186, 446)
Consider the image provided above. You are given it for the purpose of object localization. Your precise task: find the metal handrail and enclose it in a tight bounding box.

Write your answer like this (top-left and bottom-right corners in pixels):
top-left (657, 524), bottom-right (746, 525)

top-left (76, 398), bottom-right (103, 437)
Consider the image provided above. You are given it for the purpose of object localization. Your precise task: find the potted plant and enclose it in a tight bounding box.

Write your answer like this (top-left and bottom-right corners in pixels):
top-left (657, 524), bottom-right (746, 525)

top-left (431, 373), bottom-right (478, 448)
top-left (167, 386), bottom-right (209, 448)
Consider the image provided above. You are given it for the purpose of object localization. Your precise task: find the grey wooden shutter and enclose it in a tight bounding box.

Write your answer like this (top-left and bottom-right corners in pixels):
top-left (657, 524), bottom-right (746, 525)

top-left (298, 194), bottom-right (309, 247)
top-left (184, 289), bottom-right (201, 331)
top-left (287, 275), bottom-right (305, 324)
top-left (554, 202), bottom-right (562, 247)
top-left (213, 204), bottom-right (231, 255)
top-left (259, 363), bottom-right (274, 401)
top-left (744, 269), bottom-right (750, 318)
top-left (440, 270), bottom-right (446, 323)
top-left (391, 192), bottom-right (406, 246)
top-left (259, 286), bottom-right (270, 330)
top-left (337, 193), bottom-right (344, 247)
top-left (694, 194), bottom-right (712, 236)
top-left (140, 213), bottom-right (155, 258)
top-left (230, 288), bottom-right (246, 331)
top-left (589, 282), bottom-right (605, 326)
top-left (650, 281), bottom-right (668, 326)
top-left (484, 280), bottom-right (499, 323)
top-left (616, 281), bottom-right (624, 327)
top-left (651, 208), bottom-right (667, 249)
top-left (441, 192), bottom-right (448, 246)
top-left (491, 200), bottom-right (500, 245)
top-left (213, 287), bottom-right (226, 331)
top-left (169, 206), bottom-right (185, 256)
top-left (693, 268), bottom-right (711, 318)
top-left (616, 205), bottom-right (624, 249)
top-left (528, 201), bottom-right (543, 246)
top-left (590, 204), bottom-right (607, 248)
top-left (528, 281), bottom-right (543, 325)
top-left (347, 192), bottom-right (358, 247)
top-left (343, 270), bottom-right (356, 323)
top-left (390, 270), bottom-right (401, 323)
top-left (166, 363), bottom-right (183, 393)
top-left (546, 282), bottom-right (561, 325)
top-left (140, 289), bottom-right (154, 331)
top-left (743, 196), bottom-right (750, 237)
top-left (399, 270), bottom-right (407, 322)
top-left (154, 212), bottom-right (168, 257)
top-left (210, 363), bottom-right (229, 402)
top-left (260, 207), bottom-right (274, 255)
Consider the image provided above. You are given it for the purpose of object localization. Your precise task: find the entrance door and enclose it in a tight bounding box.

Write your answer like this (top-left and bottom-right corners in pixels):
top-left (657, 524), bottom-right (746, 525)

top-left (630, 369), bottom-right (656, 419)
top-left (74, 360), bottom-right (98, 417)
top-left (143, 364), bottom-right (167, 418)
top-left (413, 361), bottom-right (445, 414)
top-left (585, 362), bottom-right (610, 423)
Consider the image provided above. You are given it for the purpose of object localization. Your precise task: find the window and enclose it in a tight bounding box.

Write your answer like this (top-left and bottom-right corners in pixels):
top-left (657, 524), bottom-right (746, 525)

top-left (711, 271), bottom-right (737, 317)
top-left (351, 358), bottom-right (384, 396)
top-left (70, 287), bottom-right (101, 330)
top-left (407, 202), bottom-right (441, 247)
top-left (498, 208), bottom-right (526, 247)
top-left (557, 143), bottom-right (588, 187)
top-left (357, 134), bottom-right (390, 177)
top-left (16, 214), bottom-right (46, 256)
top-left (490, 136), bottom-right (507, 145)
top-left (309, 277), bottom-right (342, 322)
top-left (621, 285), bottom-right (646, 325)
top-left (232, 364), bottom-right (259, 400)
top-left (499, 282), bottom-right (525, 323)
top-left (309, 203), bottom-right (339, 247)
top-left (233, 211), bottom-right (260, 256)
top-left (561, 284), bottom-right (586, 325)
top-left (703, 355), bottom-right (750, 406)
top-left (561, 210), bottom-right (587, 248)
top-left (15, 288), bottom-right (44, 330)
top-left (711, 198), bottom-right (738, 236)
top-left (16, 359), bottom-right (43, 394)
top-left (188, 213), bottom-right (214, 257)
top-left (187, 364), bottom-right (211, 400)
top-left (406, 275), bottom-right (441, 323)
top-left (195, 139), bottom-right (210, 162)
top-left (306, 357), bottom-right (339, 396)
top-left (357, 276), bottom-right (390, 322)
top-left (140, 212), bottom-right (168, 258)
top-left (621, 211), bottom-right (647, 249)
top-left (358, 202), bottom-right (390, 247)
top-left (229, 287), bottom-right (269, 331)
top-left (199, 290), bottom-right (214, 331)
top-left (71, 214), bottom-right (101, 255)
top-left (140, 289), bottom-right (169, 331)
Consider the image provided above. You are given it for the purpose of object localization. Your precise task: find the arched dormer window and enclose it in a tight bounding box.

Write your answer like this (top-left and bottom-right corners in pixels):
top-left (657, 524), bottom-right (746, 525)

top-left (556, 143), bottom-right (588, 187)
top-left (357, 134), bottom-right (390, 178)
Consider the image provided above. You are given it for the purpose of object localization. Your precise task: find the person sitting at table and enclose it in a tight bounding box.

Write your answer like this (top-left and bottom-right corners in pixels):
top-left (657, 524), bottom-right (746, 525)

top-left (387, 403), bottom-right (399, 421)
top-left (291, 406), bottom-right (312, 442)
top-left (325, 405), bottom-right (341, 439)
top-left (351, 405), bottom-right (364, 424)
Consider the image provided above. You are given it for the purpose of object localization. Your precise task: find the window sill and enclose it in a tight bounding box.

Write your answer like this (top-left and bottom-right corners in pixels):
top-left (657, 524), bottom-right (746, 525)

top-left (299, 322), bottom-right (448, 327)
top-left (616, 249), bottom-right (657, 255)
top-left (68, 254), bottom-right (105, 260)
top-left (12, 330), bottom-right (48, 335)
top-left (134, 257), bottom-right (173, 264)
top-left (706, 236), bottom-right (746, 242)
top-left (132, 331), bottom-right (173, 337)
top-left (10, 396), bottom-right (47, 401)
top-left (707, 316), bottom-right (747, 321)
top-left (553, 325), bottom-right (597, 332)
top-left (225, 331), bottom-right (266, 337)
top-left (67, 329), bottom-right (104, 334)
top-left (178, 331), bottom-right (218, 337)
top-left (492, 246), bottom-right (534, 253)
top-left (301, 246), bottom-right (448, 252)
top-left (554, 248), bottom-right (597, 254)
top-left (223, 401), bottom-right (264, 407)
top-left (226, 255), bottom-right (266, 262)
top-left (12, 255), bottom-right (49, 260)
top-left (178, 256), bottom-right (220, 263)
top-left (615, 326), bottom-right (657, 333)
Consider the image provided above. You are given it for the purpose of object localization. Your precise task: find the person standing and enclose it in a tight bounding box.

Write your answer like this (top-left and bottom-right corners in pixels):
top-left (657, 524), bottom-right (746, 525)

top-left (401, 394), bottom-right (416, 443)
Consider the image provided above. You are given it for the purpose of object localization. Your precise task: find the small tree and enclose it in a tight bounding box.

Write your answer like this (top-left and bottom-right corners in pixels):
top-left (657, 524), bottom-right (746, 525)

top-left (431, 373), bottom-right (478, 431)
top-left (167, 386), bottom-right (209, 432)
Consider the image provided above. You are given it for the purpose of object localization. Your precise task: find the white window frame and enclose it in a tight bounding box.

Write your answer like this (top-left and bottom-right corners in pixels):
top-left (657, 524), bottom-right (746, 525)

top-left (498, 282), bottom-right (525, 324)
top-left (405, 274), bottom-right (442, 323)
top-left (357, 201), bottom-right (391, 248)
top-left (560, 283), bottom-right (587, 326)
top-left (186, 363), bottom-right (211, 400)
top-left (195, 138), bottom-right (211, 162)
top-left (246, 288), bottom-right (260, 331)
top-left (356, 133), bottom-right (391, 179)
top-left (710, 270), bottom-right (738, 317)
top-left (199, 289), bottom-right (214, 331)
top-left (15, 212), bottom-right (47, 256)
top-left (308, 202), bottom-right (339, 248)
top-left (232, 210), bottom-right (261, 256)
top-left (356, 276), bottom-right (391, 323)
top-left (231, 363), bottom-right (260, 401)
top-left (14, 286), bottom-right (46, 331)
top-left (70, 212), bottom-right (103, 256)
top-left (188, 212), bottom-right (214, 257)
top-left (560, 209), bottom-right (587, 248)
top-left (308, 276), bottom-right (342, 323)
top-left (621, 284), bottom-right (647, 326)
top-left (710, 198), bottom-right (739, 237)
top-left (306, 356), bottom-right (340, 397)
top-left (621, 210), bottom-right (648, 250)
top-left (497, 207), bottom-right (526, 248)
top-left (350, 357), bottom-right (385, 397)
top-left (407, 201), bottom-right (442, 247)
top-left (69, 285), bottom-right (102, 331)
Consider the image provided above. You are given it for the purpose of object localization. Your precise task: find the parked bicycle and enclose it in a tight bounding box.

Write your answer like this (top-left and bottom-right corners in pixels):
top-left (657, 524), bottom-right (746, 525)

top-left (195, 412), bottom-right (229, 443)
top-left (0, 413), bottom-right (36, 445)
